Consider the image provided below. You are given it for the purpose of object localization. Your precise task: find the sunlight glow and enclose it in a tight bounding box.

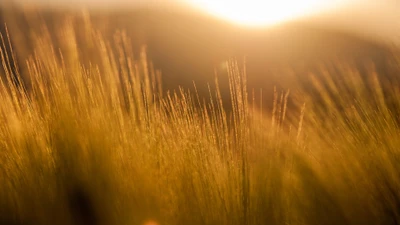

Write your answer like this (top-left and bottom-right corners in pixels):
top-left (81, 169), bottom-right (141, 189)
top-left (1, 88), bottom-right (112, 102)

top-left (188, 0), bottom-right (347, 26)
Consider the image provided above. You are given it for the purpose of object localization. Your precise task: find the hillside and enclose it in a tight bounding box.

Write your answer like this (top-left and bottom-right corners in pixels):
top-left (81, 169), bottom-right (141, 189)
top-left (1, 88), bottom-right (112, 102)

top-left (1, 5), bottom-right (398, 110)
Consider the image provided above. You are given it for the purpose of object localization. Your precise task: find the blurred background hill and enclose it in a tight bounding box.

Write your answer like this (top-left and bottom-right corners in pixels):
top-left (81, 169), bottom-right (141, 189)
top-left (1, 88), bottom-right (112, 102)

top-left (0, 1), bottom-right (399, 111)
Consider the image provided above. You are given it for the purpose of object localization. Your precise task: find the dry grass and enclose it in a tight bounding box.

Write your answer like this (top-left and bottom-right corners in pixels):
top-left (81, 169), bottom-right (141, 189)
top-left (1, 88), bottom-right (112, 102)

top-left (1, 14), bottom-right (400, 225)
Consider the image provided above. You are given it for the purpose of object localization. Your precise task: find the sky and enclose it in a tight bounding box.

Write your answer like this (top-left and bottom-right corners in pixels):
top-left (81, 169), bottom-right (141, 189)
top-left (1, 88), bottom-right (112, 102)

top-left (6, 0), bottom-right (400, 45)
top-left (304, 0), bottom-right (400, 45)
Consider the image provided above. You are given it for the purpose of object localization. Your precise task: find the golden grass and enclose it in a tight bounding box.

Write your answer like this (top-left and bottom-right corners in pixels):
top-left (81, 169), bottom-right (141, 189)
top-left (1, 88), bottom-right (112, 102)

top-left (1, 14), bottom-right (400, 225)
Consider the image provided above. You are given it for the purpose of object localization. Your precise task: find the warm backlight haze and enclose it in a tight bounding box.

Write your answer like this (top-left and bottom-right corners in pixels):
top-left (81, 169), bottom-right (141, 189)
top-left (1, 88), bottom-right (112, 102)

top-left (188, 0), bottom-right (349, 26)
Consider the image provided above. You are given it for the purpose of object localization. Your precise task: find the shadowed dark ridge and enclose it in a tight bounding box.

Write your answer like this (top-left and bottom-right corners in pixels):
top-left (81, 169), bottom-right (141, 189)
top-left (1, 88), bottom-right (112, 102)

top-left (0, 5), bottom-right (399, 111)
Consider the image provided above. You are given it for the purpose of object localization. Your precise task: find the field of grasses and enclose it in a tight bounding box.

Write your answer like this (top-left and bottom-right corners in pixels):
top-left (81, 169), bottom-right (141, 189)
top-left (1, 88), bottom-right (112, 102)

top-left (1, 15), bottom-right (400, 225)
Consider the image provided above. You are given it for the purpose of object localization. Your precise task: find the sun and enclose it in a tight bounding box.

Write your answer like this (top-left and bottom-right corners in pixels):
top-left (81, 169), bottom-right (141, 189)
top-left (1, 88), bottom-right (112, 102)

top-left (188, 0), bottom-right (344, 27)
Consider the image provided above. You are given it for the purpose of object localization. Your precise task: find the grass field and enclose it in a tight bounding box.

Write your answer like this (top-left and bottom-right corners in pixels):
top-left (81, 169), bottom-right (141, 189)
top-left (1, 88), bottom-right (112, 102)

top-left (1, 16), bottom-right (400, 225)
